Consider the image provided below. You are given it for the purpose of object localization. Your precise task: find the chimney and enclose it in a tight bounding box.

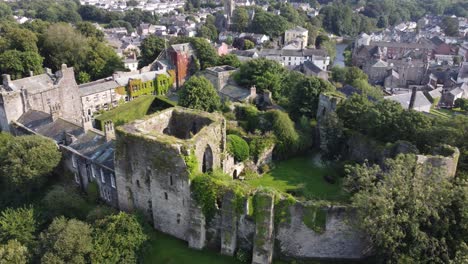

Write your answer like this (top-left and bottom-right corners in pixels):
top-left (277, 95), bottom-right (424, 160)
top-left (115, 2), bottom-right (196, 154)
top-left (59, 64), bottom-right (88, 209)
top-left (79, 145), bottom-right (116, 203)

top-left (81, 114), bottom-right (93, 132)
top-left (2, 74), bottom-right (11, 88)
top-left (104, 120), bottom-right (115, 142)
top-left (44, 68), bottom-right (52, 75)
top-left (49, 103), bottom-right (61, 121)
top-left (250, 85), bottom-right (257, 98)
top-left (29, 71), bottom-right (34, 77)
top-left (408, 87), bottom-right (417, 110)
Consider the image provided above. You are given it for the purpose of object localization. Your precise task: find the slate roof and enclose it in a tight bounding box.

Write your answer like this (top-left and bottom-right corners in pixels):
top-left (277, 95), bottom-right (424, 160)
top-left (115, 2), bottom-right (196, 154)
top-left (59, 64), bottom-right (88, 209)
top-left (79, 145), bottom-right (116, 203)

top-left (17, 110), bottom-right (52, 129)
top-left (1, 73), bottom-right (56, 92)
top-left (385, 91), bottom-right (431, 111)
top-left (303, 60), bottom-right (324, 74)
top-left (79, 78), bottom-right (120, 96)
top-left (69, 131), bottom-right (115, 169)
top-left (286, 26), bottom-right (308, 33)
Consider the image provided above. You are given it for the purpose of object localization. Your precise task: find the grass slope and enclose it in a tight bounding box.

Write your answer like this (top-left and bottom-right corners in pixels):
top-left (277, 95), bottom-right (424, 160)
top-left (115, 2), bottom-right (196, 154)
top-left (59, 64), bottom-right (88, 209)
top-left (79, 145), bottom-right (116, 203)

top-left (247, 154), bottom-right (347, 201)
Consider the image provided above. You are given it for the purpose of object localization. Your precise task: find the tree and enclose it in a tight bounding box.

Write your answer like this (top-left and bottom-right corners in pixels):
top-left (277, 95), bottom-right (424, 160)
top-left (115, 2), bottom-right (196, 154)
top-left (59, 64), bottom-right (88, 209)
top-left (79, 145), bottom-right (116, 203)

top-left (178, 76), bottom-right (221, 112)
top-left (0, 3), bottom-right (12, 21)
top-left (345, 66), bottom-right (368, 84)
top-left (0, 240), bottom-right (28, 264)
top-left (454, 98), bottom-right (468, 111)
top-left (138, 35), bottom-right (165, 67)
top-left (41, 23), bottom-right (88, 71)
top-left (76, 22), bottom-right (104, 41)
top-left (267, 110), bottom-right (299, 157)
top-left (235, 58), bottom-right (286, 94)
top-left (0, 50), bottom-right (25, 80)
top-left (39, 217), bottom-right (93, 264)
top-left (42, 185), bottom-right (89, 220)
top-left (218, 54), bottom-right (241, 68)
top-left (84, 39), bottom-right (125, 80)
top-left (288, 76), bottom-right (335, 119)
top-left (189, 37), bottom-right (219, 69)
top-left (227, 135), bottom-right (250, 162)
top-left (91, 212), bottom-right (147, 264)
top-left (330, 66), bottom-right (347, 83)
top-left (442, 16), bottom-right (459, 36)
top-left (250, 10), bottom-right (289, 37)
top-left (0, 207), bottom-right (36, 247)
top-left (243, 39), bottom-right (255, 50)
top-left (351, 79), bottom-right (383, 99)
top-left (377, 16), bottom-right (388, 28)
top-left (336, 94), bottom-right (373, 132)
top-left (345, 154), bottom-right (467, 262)
top-left (0, 135), bottom-right (61, 191)
top-left (2, 27), bottom-right (39, 53)
top-left (231, 7), bottom-right (249, 32)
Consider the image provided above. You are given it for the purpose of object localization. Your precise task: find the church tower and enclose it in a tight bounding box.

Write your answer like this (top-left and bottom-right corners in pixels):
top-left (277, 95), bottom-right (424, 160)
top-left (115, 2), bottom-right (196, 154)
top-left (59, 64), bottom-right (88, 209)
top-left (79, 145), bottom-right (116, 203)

top-left (224, 0), bottom-right (235, 28)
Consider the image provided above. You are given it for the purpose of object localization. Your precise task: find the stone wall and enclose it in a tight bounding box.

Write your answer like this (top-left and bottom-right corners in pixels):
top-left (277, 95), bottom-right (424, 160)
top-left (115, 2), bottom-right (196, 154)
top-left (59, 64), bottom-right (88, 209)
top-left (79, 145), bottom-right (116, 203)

top-left (115, 107), bottom-right (226, 241)
top-left (276, 204), bottom-right (369, 260)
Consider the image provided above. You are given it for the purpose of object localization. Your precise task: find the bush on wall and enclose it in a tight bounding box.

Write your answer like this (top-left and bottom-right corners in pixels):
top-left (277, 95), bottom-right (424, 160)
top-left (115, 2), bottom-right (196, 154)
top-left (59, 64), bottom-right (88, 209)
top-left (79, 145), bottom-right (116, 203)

top-left (227, 134), bottom-right (250, 162)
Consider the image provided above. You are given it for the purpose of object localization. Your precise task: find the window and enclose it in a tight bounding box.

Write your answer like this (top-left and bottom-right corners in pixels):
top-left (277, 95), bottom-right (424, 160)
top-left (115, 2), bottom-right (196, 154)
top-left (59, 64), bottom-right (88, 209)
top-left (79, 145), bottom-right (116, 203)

top-left (86, 97), bottom-right (90, 102)
top-left (72, 155), bottom-right (77, 168)
top-left (74, 172), bottom-right (79, 184)
top-left (170, 175), bottom-right (173, 186)
top-left (91, 165), bottom-right (96, 178)
top-left (100, 169), bottom-right (105, 183)
top-left (111, 174), bottom-right (116, 188)
top-left (164, 192), bottom-right (168, 200)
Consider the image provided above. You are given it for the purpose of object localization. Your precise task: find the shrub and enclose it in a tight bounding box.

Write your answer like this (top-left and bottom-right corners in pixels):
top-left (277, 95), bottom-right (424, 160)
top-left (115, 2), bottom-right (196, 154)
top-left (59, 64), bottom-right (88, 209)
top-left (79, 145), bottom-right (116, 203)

top-left (235, 105), bottom-right (260, 132)
top-left (42, 185), bottom-right (90, 220)
top-left (249, 133), bottom-right (276, 162)
top-left (227, 135), bottom-right (250, 162)
top-left (266, 110), bottom-right (299, 158)
top-left (86, 181), bottom-right (99, 203)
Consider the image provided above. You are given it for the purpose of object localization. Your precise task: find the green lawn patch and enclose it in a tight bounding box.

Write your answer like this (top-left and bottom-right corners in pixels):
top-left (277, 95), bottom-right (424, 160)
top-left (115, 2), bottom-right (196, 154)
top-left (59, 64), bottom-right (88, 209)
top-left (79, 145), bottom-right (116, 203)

top-left (142, 230), bottom-right (241, 264)
top-left (246, 153), bottom-right (347, 201)
top-left (95, 95), bottom-right (176, 129)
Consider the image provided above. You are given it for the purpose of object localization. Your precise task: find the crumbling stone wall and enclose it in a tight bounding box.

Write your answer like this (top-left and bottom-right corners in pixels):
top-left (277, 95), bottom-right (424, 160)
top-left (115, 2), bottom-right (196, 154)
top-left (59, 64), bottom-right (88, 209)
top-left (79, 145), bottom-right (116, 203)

top-left (276, 203), bottom-right (369, 260)
top-left (115, 107), bottom-right (226, 241)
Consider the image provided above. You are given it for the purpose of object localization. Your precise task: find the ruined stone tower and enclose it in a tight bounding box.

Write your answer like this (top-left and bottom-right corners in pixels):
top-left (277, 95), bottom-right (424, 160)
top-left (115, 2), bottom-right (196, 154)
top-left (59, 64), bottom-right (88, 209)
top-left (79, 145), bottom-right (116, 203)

top-left (115, 107), bottom-right (226, 240)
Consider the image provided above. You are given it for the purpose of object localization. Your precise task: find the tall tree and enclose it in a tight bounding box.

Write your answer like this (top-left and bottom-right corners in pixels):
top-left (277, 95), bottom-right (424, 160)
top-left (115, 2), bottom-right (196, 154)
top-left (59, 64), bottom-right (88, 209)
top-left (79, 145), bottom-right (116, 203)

top-left (231, 7), bottom-right (249, 32)
top-left (178, 76), bottom-right (221, 112)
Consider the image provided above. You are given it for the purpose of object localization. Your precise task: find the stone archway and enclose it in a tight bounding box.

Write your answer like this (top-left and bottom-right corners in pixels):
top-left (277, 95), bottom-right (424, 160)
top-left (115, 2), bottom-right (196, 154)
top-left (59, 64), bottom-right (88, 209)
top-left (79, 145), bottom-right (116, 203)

top-left (233, 169), bottom-right (238, 179)
top-left (202, 145), bottom-right (213, 173)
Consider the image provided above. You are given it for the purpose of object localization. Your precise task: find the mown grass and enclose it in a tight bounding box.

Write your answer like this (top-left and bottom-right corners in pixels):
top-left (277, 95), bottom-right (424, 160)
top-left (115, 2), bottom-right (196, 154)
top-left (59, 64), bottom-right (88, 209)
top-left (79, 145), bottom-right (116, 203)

top-left (246, 154), bottom-right (347, 201)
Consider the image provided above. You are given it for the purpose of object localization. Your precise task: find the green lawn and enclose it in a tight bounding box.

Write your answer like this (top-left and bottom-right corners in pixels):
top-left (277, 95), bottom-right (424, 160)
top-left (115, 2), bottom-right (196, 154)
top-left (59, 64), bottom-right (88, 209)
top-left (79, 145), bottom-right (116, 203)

top-left (142, 230), bottom-right (241, 264)
top-left (246, 154), bottom-right (347, 201)
top-left (141, 230), bottom-right (332, 264)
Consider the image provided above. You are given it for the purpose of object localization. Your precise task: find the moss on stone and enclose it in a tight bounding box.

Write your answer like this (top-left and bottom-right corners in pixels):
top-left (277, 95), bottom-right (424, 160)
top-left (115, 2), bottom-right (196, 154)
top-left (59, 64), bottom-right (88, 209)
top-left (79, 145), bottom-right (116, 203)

top-left (302, 204), bottom-right (327, 233)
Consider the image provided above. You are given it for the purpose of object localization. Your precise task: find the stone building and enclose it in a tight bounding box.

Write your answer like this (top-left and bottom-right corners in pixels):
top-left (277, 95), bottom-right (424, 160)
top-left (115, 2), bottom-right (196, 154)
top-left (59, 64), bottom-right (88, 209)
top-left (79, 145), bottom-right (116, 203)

top-left (284, 26), bottom-right (308, 47)
top-left (115, 107), bottom-right (227, 240)
top-left (0, 65), bottom-right (82, 132)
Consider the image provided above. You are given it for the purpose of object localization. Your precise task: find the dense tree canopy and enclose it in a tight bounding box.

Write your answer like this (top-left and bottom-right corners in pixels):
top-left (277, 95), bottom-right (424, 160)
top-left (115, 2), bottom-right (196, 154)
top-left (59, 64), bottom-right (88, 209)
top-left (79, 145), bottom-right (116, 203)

top-left (0, 239), bottom-right (28, 264)
top-left (91, 212), bottom-right (147, 264)
top-left (0, 134), bottom-right (61, 192)
top-left (178, 76), bottom-right (221, 112)
top-left (345, 154), bottom-right (467, 262)
top-left (39, 217), bottom-right (93, 264)
top-left (0, 207), bottom-right (36, 248)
